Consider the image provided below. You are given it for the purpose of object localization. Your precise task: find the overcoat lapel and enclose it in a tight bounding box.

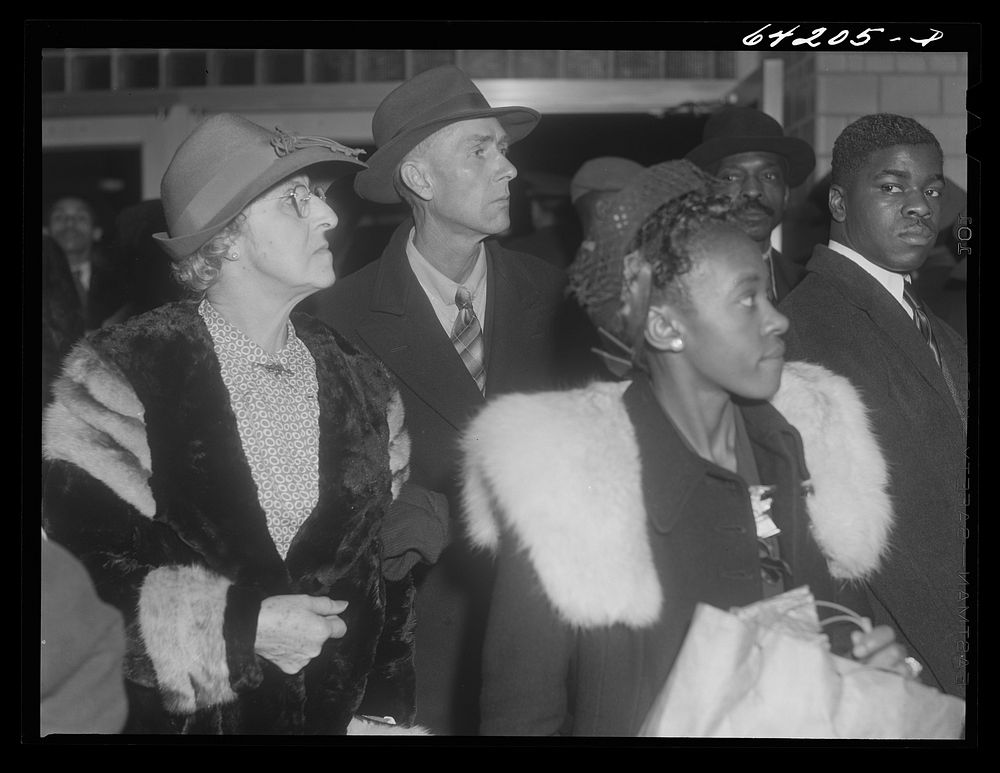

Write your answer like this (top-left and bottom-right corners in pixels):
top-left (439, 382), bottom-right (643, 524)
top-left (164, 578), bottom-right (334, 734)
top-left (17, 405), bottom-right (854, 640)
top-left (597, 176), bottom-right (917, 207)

top-left (810, 247), bottom-right (960, 423)
top-left (353, 221), bottom-right (485, 432)
top-left (482, 248), bottom-right (547, 398)
top-left (770, 248), bottom-right (805, 301)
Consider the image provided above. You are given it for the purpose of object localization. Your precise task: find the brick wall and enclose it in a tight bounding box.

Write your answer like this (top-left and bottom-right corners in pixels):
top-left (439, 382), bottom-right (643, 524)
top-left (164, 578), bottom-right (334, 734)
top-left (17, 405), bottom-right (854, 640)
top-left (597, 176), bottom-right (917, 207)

top-left (812, 52), bottom-right (969, 191)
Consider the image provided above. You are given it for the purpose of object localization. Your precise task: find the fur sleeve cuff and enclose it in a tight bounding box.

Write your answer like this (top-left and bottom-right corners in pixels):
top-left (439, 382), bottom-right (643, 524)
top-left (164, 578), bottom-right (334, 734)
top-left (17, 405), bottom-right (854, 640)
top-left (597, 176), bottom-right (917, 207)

top-left (138, 565), bottom-right (238, 714)
top-left (347, 716), bottom-right (430, 735)
top-left (386, 390), bottom-right (410, 501)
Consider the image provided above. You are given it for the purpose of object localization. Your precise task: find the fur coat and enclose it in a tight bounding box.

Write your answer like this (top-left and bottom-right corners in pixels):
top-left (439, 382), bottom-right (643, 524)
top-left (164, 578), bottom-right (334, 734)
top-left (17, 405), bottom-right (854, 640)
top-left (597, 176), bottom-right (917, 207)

top-left (461, 362), bottom-right (894, 735)
top-left (41, 302), bottom-right (425, 735)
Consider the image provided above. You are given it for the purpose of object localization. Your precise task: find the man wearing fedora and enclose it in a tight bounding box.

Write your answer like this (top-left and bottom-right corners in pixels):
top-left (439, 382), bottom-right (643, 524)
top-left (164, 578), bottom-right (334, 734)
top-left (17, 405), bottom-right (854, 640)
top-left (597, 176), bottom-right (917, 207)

top-left (317, 65), bottom-right (587, 734)
top-left (687, 105), bottom-right (816, 302)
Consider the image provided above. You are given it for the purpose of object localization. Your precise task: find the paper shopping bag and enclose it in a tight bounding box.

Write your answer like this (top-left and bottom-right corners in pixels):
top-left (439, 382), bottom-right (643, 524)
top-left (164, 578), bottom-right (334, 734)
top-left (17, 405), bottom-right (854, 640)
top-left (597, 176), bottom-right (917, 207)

top-left (638, 586), bottom-right (965, 739)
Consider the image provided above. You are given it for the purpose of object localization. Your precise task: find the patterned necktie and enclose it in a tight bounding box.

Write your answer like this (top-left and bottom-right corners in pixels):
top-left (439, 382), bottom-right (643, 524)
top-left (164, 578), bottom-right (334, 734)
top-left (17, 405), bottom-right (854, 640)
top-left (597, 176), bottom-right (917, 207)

top-left (452, 286), bottom-right (487, 394)
top-left (903, 279), bottom-right (942, 368)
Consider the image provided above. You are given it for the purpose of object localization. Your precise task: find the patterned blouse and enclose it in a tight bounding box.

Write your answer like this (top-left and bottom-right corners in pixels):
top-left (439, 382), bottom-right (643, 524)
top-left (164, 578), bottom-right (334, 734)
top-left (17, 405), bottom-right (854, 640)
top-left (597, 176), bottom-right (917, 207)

top-left (199, 299), bottom-right (320, 559)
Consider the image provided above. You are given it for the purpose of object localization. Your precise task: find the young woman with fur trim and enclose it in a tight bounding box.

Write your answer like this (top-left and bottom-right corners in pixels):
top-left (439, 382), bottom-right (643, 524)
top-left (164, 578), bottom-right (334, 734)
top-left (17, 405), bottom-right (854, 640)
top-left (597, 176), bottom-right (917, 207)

top-left (41, 114), bottom-right (425, 735)
top-left (462, 160), bottom-right (913, 736)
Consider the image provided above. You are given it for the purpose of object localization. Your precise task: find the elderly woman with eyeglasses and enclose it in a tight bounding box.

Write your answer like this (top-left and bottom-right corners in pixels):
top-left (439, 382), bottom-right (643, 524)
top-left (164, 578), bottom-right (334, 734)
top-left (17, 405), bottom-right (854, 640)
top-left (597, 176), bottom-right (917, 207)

top-left (41, 114), bottom-right (425, 735)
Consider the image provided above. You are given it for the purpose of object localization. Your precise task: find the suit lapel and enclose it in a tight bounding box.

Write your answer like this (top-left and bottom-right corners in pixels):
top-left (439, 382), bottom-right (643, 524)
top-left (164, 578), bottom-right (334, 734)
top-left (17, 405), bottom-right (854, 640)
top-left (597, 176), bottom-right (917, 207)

top-left (354, 221), bottom-right (485, 432)
top-left (770, 248), bottom-right (805, 302)
top-left (482, 244), bottom-right (544, 397)
top-left (810, 246), bottom-right (960, 420)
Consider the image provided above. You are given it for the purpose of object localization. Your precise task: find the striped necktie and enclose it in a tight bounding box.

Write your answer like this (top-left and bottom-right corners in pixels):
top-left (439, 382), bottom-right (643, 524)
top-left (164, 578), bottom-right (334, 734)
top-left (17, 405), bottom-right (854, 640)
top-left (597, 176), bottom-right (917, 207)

top-left (452, 286), bottom-right (486, 394)
top-left (903, 279), bottom-right (942, 369)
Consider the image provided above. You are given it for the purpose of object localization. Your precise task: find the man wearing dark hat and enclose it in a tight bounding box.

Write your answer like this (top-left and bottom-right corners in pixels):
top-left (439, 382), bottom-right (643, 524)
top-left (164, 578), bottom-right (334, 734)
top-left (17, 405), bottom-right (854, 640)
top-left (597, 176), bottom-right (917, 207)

top-left (780, 114), bottom-right (969, 700)
top-left (687, 106), bottom-right (816, 302)
top-left (317, 65), bottom-right (586, 734)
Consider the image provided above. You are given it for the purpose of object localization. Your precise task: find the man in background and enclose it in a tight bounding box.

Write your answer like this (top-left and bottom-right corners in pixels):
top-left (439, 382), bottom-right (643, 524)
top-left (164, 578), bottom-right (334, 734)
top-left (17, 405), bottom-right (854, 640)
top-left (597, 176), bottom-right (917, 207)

top-left (687, 106), bottom-right (815, 302)
top-left (46, 194), bottom-right (129, 330)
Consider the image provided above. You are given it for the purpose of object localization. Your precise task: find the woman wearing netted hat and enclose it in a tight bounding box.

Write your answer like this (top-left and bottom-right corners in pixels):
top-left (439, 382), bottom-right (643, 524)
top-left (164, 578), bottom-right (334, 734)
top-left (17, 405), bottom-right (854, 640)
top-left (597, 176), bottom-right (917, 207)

top-left (41, 113), bottom-right (424, 734)
top-left (460, 159), bottom-right (912, 736)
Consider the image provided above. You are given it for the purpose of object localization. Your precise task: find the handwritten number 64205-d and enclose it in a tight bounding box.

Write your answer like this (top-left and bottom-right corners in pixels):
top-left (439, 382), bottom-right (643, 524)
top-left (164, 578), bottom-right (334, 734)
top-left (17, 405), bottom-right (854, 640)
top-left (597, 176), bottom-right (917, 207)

top-left (742, 24), bottom-right (944, 49)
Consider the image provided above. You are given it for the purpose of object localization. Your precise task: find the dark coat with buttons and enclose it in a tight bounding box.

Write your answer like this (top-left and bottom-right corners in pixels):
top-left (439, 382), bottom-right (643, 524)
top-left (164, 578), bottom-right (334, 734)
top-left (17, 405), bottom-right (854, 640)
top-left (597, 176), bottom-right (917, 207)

top-left (461, 363), bottom-right (893, 736)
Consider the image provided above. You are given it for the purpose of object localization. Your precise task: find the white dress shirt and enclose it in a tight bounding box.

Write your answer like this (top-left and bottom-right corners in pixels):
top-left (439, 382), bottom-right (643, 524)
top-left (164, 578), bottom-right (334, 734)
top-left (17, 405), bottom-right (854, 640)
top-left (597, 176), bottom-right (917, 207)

top-left (405, 227), bottom-right (489, 336)
top-left (827, 240), bottom-right (913, 320)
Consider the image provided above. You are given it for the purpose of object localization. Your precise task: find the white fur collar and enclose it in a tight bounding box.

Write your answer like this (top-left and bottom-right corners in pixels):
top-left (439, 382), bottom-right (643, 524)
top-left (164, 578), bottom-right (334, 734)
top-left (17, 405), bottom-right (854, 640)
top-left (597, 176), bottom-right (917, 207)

top-left (461, 362), bottom-right (892, 628)
top-left (462, 380), bottom-right (660, 628)
top-left (772, 361), bottom-right (892, 580)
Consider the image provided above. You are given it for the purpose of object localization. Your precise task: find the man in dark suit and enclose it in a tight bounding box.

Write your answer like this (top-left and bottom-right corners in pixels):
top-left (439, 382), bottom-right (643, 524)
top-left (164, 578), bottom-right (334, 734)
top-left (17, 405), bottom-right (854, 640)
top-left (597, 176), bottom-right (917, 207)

top-left (46, 194), bottom-right (129, 330)
top-left (780, 114), bottom-right (969, 698)
top-left (687, 106), bottom-right (815, 302)
top-left (316, 65), bottom-right (590, 734)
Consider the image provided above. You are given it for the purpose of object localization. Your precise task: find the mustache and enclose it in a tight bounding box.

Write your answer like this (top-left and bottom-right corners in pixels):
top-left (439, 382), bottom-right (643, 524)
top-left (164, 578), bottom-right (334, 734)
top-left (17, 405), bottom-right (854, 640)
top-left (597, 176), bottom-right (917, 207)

top-left (735, 199), bottom-right (775, 218)
top-left (901, 217), bottom-right (934, 234)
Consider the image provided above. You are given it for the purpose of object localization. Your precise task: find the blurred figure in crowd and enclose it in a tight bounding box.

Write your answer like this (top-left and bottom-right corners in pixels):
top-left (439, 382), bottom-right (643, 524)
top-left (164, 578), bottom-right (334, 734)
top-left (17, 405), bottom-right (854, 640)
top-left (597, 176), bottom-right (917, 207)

top-left (502, 171), bottom-right (579, 269)
top-left (109, 199), bottom-right (184, 318)
top-left (46, 194), bottom-right (129, 330)
top-left (41, 529), bottom-right (128, 735)
top-left (41, 235), bottom-right (86, 407)
top-left (570, 155), bottom-right (645, 241)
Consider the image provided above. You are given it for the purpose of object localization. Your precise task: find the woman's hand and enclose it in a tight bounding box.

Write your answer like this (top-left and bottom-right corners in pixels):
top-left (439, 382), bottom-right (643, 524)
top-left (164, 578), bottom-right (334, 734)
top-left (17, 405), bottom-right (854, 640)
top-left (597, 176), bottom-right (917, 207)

top-left (851, 624), bottom-right (919, 679)
top-left (254, 595), bottom-right (348, 675)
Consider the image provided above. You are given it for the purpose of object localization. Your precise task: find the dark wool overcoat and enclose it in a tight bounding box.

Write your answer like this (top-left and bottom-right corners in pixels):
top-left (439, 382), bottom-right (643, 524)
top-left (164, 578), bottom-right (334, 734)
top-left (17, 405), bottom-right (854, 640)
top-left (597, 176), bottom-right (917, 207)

top-left (41, 302), bottom-right (417, 734)
top-left (781, 245), bottom-right (970, 698)
top-left (462, 364), bottom-right (894, 736)
top-left (315, 219), bottom-right (597, 734)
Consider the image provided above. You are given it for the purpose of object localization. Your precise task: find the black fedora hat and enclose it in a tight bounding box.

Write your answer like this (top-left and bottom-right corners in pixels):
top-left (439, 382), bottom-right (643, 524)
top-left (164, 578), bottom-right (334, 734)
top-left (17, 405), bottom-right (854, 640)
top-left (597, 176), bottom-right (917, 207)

top-left (686, 106), bottom-right (816, 187)
top-left (355, 65), bottom-right (540, 204)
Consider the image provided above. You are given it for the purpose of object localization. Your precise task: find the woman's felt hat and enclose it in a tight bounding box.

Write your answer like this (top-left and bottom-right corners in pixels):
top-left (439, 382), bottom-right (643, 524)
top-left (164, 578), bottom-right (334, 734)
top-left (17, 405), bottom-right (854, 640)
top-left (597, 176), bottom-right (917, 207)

top-left (685, 106), bottom-right (816, 187)
top-left (354, 65), bottom-right (540, 204)
top-left (153, 112), bottom-right (367, 260)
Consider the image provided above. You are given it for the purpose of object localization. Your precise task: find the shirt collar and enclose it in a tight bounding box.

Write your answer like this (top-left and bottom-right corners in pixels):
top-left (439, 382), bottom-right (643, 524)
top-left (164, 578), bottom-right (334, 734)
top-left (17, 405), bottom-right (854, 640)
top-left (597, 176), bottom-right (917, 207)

top-left (827, 240), bottom-right (909, 315)
top-left (405, 227), bottom-right (487, 306)
top-left (71, 261), bottom-right (92, 292)
top-left (199, 298), bottom-right (304, 371)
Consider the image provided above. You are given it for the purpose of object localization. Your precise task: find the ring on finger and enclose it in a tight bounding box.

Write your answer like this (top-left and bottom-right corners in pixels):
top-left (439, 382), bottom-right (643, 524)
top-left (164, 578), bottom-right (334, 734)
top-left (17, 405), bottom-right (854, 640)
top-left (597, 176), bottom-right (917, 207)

top-left (904, 656), bottom-right (923, 679)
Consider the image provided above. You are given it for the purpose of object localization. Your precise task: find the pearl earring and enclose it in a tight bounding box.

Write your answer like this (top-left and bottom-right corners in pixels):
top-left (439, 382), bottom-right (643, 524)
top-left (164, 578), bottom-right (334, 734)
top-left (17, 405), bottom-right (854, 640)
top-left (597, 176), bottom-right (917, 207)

top-left (670, 339), bottom-right (684, 352)
top-left (230, 251), bottom-right (239, 260)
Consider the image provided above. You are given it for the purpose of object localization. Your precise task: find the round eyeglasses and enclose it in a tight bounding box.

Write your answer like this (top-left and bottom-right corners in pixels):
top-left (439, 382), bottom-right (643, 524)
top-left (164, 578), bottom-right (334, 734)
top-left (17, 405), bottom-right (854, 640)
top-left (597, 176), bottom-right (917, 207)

top-left (261, 184), bottom-right (327, 219)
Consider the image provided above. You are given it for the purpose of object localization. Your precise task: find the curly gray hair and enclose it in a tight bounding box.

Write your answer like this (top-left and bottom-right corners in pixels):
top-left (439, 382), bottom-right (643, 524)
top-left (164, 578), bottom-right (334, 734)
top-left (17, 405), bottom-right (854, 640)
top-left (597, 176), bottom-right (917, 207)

top-left (170, 213), bottom-right (247, 293)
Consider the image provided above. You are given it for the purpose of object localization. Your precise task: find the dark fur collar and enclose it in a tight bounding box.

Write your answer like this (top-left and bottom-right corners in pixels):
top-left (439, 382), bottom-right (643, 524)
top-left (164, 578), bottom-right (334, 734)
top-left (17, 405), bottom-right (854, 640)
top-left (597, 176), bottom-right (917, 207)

top-left (86, 302), bottom-right (397, 594)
